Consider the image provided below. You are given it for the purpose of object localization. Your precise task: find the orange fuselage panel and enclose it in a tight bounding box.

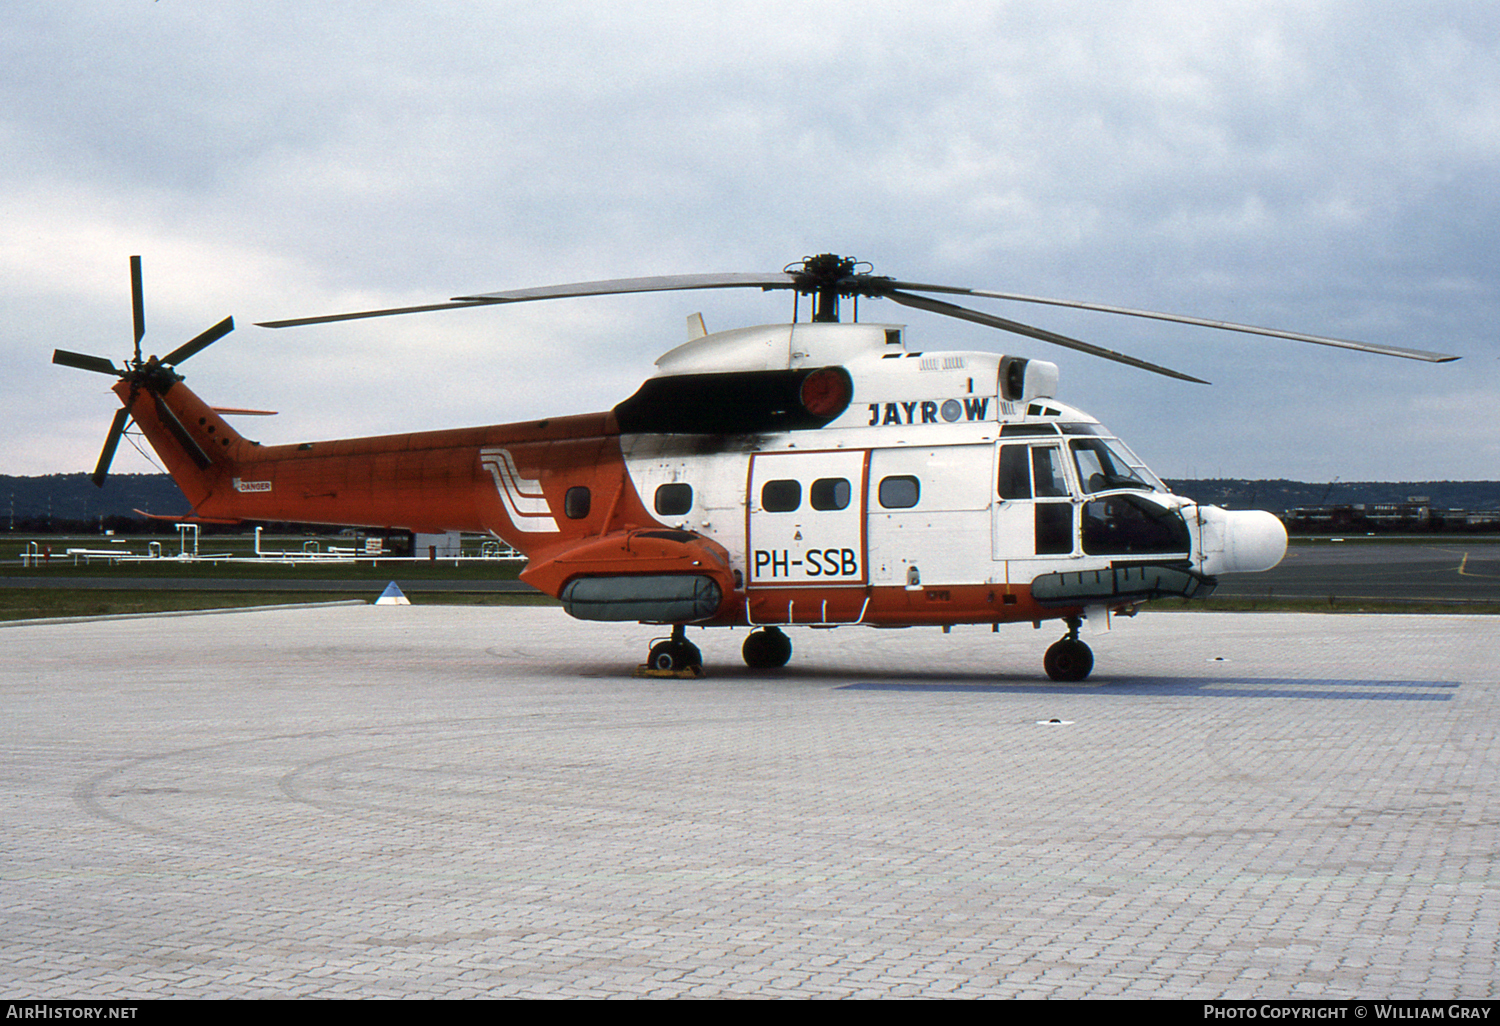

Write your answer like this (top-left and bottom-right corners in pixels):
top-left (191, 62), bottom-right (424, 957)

top-left (117, 378), bottom-right (653, 547)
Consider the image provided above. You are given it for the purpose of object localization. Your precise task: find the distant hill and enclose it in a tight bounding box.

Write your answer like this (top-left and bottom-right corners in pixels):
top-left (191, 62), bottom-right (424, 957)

top-left (2, 474), bottom-right (188, 531)
top-left (1160, 479), bottom-right (1500, 512)
top-left (4, 472), bottom-right (1498, 533)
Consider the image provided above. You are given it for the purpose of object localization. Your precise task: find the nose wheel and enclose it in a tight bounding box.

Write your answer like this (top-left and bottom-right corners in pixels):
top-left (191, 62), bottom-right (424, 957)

top-left (647, 624), bottom-right (703, 674)
top-left (1044, 616), bottom-right (1093, 682)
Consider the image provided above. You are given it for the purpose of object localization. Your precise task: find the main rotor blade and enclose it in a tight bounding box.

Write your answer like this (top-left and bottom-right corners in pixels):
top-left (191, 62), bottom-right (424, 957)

top-left (257, 273), bottom-right (799, 328)
top-left (130, 255), bottom-right (145, 360)
top-left (161, 316), bottom-right (234, 366)
top-left (883, 281), bottom-right (1460, 363)
top-left (92, 408), bottom-right (130, 488)
top-left (257, 299), bottom-right (498, 329)
top-left (454, 272), bottom-right (798, 303)
top-left (884, 290), bottom-right (1210, 384)
top-left (53, 349), bottom-right (120, 376)
top-left (254, 256), bottom-right (1458, 366)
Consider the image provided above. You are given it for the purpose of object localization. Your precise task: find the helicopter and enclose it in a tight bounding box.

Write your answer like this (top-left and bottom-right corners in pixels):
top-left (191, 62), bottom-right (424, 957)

top-left (53, 254), bottom-right (1458, 680)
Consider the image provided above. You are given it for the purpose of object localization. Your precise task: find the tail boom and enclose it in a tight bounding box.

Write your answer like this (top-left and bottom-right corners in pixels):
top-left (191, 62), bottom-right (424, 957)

top-left (122, 378), bottom-right (657, 551)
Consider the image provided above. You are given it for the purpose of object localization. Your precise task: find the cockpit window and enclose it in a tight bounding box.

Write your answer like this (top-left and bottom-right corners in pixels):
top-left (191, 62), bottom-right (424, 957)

top-left (998, 445), bottom-right (1031, 500)
top-left (1071, 438), bottom-right (1156, 494)
top-left (1032, 446), bottom-right (1070, 498)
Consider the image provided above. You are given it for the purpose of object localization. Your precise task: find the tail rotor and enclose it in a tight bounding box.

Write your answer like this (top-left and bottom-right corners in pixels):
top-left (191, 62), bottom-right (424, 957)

top-left (52, 255), bottom-right (234, 486)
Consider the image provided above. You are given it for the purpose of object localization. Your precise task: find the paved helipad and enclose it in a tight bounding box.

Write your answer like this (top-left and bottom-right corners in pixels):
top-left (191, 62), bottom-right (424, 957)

top-left (2, 605), bottom-right (1496, 999)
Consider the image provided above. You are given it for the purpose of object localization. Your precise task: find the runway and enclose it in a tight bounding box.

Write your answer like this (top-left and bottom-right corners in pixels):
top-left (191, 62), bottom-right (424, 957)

top-left (1211, 541), bottom-right (1500, 604)
top-left (2, 605), bottom-right (1497, 998)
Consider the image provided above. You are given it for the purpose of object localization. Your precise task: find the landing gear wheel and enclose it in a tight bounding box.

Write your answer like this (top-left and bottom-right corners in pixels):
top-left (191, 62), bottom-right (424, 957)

top-left (648, 638), bottom-right (702, 673)
top-left (1044, 639), bottom-right (1093, 682)
top-left (742, 627), bottom-right (792, 669)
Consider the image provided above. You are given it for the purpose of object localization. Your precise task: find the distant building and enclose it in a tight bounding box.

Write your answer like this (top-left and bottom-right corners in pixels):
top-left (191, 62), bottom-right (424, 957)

top-left (1282, 497), bottom-right (1498, 533)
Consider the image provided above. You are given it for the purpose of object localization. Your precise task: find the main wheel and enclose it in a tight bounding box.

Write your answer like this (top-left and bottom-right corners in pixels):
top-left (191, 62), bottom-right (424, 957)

top-left (648, 639), bottom-right (702, 672)
top-left (742, 628), bottom-right (793, 669)
top-left (1043, 638), bottom-right (1094, 682)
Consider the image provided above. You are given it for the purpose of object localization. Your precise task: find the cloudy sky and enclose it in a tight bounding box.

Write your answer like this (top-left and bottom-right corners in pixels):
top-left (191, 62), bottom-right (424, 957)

top-left (6, 1), bottom-right (1497, 483)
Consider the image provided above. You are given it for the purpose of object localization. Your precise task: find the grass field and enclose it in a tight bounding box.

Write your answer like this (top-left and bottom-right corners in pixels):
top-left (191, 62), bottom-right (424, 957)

top-left (0, 589), bottom-right (558, 623)
top-left (4, 533), bottom-right (525, 580)
top-left (0, 533), bottom-right (541, 621)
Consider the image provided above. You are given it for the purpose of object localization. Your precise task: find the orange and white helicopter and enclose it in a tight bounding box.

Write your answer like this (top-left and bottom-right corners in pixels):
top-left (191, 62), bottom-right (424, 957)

top-left (54, 254), bottom-right (1458, 680)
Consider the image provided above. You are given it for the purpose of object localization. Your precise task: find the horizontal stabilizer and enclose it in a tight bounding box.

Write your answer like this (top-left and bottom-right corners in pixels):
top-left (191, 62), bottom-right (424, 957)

top-left (131, 508), bottom-right (242, 525)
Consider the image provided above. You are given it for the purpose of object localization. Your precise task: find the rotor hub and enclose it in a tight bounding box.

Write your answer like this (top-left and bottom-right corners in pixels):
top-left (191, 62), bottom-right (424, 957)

top-left (787, 253), bottom-right (873, 322)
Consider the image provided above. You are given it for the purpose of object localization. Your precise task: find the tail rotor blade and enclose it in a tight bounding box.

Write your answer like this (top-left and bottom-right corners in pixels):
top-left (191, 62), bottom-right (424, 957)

top-left (130, 255), bottom-right (145, 363)
top-left (161, 316), bottom-right (234, 366)
top-left (92, 408), bottom-right (130, 487)
top-left (53, 350), bottom-right (120, 376)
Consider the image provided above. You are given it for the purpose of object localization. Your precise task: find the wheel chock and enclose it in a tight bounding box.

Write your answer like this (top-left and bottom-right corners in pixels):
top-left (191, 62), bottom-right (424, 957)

top-left (633, 664), bottom-right (705, 679)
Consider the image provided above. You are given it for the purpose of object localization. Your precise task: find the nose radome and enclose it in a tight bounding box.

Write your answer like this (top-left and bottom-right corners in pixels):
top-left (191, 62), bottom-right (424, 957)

top-left (1219, 509), bottom-right (1288, 573)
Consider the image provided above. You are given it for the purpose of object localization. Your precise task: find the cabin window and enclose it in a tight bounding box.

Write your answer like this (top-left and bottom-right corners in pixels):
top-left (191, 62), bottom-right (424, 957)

top-left (998, 445), bottom-right (1030, 500)
top-left (878, 475), bottom-right (920, 509)
top-left (1081, 495), bottom-right (1190, 555)
top-left (655, 482), bottom-right (693, 516)
top-left (564, 486), bottom-right (591, 520)
top-left (810, 477), bottom-right (851, 511)
top-left (761, 479), bottom-right (802, 513)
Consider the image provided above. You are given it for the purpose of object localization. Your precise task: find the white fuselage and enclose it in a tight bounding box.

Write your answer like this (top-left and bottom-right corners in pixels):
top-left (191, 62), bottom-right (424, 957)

top-left (619, 322), bottom-right (1285, 613)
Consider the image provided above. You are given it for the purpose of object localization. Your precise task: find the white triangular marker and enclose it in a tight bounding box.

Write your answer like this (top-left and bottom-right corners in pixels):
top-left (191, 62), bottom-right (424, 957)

top-left (375, 581), bottom-right (411, 605)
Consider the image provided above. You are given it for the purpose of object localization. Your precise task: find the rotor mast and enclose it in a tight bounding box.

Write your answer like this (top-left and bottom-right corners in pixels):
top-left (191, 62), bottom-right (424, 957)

top-left (794, 253), bottom-right (859, 322)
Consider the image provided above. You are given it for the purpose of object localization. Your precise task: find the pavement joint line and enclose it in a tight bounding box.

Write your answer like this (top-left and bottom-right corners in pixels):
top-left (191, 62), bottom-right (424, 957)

top-left (0, 598), bottom-right (369, 628)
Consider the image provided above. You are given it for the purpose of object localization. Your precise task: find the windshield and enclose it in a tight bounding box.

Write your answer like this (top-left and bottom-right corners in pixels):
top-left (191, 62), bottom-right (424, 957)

top-left (1070, 438), bottom-right (1160, 494)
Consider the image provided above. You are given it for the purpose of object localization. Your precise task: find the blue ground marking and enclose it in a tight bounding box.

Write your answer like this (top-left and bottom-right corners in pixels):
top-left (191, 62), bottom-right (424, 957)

top-left (840, 677), bottom-right (1460, 700)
